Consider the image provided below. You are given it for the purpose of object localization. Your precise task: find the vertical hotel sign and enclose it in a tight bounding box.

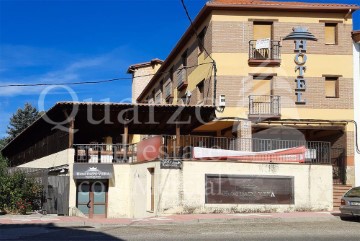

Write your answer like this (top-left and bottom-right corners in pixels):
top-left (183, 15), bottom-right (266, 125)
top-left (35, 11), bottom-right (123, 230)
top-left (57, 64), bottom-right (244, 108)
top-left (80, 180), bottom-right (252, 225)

top-left (284, 27), bottom-right (317, 104)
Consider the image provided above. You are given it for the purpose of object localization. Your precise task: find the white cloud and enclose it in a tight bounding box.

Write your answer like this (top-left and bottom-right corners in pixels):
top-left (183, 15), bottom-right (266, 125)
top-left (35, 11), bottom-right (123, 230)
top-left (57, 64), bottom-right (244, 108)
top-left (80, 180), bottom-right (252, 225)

top-left (0, 45), bottom-right (133, 97)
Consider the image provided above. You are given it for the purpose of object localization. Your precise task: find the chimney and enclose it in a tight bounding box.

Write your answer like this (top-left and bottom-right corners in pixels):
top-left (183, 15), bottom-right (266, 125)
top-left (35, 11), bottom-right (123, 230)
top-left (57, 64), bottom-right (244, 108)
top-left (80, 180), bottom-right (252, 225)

top-left (127, 59), bottom-right (163, 103)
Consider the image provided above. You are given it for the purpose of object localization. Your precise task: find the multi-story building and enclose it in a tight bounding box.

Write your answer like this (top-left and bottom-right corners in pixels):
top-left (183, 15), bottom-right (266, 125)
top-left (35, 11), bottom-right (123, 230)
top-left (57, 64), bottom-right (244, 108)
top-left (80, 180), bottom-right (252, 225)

top-left (2, 0), bottom-right (359, 218)
top-left (134, 0), bottom-right (359, 189)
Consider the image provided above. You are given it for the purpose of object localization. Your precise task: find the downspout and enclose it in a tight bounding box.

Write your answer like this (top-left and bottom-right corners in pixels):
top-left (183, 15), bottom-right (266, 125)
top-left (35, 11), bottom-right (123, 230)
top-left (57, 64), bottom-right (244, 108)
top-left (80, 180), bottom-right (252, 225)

top-left (212, 61), bottom-right (217, 107)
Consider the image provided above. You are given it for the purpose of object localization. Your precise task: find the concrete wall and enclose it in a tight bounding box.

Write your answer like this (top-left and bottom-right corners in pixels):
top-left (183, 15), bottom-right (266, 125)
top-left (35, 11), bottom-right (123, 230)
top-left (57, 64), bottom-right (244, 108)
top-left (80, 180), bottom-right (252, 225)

top-left (354, 42), bottom-right (360, 187)
top-left (67, 160), bottom-right (332, 218)
top-left (155, 161), bottom-right (333, 215)
top-left (18, 148), bottom-right (73, 168)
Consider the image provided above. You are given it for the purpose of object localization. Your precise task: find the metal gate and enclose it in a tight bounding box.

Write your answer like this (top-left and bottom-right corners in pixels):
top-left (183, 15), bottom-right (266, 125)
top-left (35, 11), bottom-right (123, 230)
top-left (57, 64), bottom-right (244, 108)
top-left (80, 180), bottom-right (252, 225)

top-left (43, 176), bottom-right (70, 215)
top-left (7, 167), bottom-right (70, 215)
top-left (332, 148), bottom-right (346, 185)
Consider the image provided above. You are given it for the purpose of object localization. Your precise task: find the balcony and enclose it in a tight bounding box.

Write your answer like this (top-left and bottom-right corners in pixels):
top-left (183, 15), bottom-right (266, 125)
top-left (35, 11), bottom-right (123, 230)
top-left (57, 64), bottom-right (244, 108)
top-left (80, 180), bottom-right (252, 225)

top-left (165, 84), bottom-right (173, 101)
top-left (248, 95), bottom-right (281, 120)
top-left (73, 135), bottom-right (331, 165)
top-left (74, 144), bottom-right (137, 163)
top-left (177, 69), bottom-right (188, 91)
top-left (248, 40), bottom-right (281, 66)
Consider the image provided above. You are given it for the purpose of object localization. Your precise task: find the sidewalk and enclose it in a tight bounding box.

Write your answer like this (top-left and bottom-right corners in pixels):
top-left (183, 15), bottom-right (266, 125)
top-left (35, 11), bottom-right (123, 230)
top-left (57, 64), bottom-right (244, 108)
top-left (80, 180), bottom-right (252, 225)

top-left (0, 211), bottom-right (341, 227)
top-left (0, 212), bottom-right (339, 227)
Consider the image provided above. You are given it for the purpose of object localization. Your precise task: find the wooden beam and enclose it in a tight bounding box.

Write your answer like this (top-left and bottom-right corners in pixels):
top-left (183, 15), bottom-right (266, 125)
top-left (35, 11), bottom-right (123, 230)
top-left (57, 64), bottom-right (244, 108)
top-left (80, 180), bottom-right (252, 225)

top-left (123, 123), bottom-right (129, 145)
top-left (252, 124), bottom-right (345, 131)
top-left (68, 118), bottom-right (75, 148)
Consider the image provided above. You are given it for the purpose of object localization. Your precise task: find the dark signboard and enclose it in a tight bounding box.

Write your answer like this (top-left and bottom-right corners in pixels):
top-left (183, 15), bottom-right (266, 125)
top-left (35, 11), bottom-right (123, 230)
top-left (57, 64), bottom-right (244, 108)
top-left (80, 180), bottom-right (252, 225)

top-left (73, 164), bottom-right (113, 179)
top-left (160, 159), bottom-right (182, 169)
top-left (205, 175), bottom-right (294, 204)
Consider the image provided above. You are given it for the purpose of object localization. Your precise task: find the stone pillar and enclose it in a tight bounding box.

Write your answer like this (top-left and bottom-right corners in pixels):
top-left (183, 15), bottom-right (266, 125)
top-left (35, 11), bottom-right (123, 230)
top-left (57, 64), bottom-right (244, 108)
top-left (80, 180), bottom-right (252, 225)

top-left (236, 120), bottom-right (252, 151)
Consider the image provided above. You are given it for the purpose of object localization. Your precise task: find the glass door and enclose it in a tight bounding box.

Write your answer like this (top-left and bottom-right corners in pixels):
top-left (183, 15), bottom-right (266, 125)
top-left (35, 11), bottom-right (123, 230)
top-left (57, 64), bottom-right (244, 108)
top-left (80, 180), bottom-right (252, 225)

top-left (92, 181), bottom-right (107, 218)
top-left (76, 180), bottom-right (108, 218)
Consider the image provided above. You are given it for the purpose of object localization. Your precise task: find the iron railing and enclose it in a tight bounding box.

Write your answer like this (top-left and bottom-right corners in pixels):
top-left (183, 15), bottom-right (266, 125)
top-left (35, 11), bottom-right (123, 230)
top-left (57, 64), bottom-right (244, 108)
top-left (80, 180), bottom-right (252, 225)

top-left (249, 95), bottom-right (281, 117)
top-left (165, 84), bottom-right (172, 99)
top-left (74, 144), bottom-right (137, 163)
top-left (249, 40), bottom-right (281, 60)
top-left (176, 69), bottom-right (187, 89)
top-left (73, 136), bottom-right (331, 165)
top-left (161, 135), bottom-right (331, 164)
top-left (331, 148), bottom-right (346, 184)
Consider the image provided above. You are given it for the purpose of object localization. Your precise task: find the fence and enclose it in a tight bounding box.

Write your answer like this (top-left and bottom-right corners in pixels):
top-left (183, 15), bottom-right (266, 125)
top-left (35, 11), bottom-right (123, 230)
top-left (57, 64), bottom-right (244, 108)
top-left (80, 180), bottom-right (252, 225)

top-left (6, 167), bottom-right (70, 215)
top-left (74, 144), bottom-right (137, 163)
top-left (161, 136), bottom-right (331, 164)
top-left (73, 136), bottom-right (331, 165)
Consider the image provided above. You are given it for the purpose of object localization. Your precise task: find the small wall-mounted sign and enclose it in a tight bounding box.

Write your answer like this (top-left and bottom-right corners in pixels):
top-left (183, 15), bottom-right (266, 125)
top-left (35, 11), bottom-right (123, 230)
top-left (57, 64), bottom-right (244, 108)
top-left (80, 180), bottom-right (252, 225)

top-left (283, 27), bottom-right (317, 105)
top-left (160, 159), bottom-right (182, 169)
top-left (73, 163), bottom-right (113, 179)
top-left (256, 38), bottom-right (271, 50)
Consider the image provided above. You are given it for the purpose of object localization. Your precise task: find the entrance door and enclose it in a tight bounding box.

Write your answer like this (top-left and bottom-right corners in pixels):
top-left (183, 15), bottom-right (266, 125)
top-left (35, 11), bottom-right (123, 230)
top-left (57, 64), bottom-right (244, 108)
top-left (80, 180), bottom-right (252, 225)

top-left (76, 180), bottom-right (108, 218)
top-left (150, 169), bottom-right (155, 212)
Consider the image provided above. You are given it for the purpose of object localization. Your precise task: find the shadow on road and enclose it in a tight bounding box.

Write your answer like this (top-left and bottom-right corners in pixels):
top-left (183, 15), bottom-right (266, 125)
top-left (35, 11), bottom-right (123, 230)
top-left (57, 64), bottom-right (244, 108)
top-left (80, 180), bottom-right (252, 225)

top-left (0, 223), bottom-right (124, 241)
top-left (330, 212), bottom-right (360, 223)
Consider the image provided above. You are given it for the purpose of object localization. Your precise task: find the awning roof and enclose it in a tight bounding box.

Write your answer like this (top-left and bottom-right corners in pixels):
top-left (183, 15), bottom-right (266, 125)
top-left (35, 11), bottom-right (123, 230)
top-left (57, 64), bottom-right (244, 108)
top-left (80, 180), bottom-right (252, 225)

top-left (2, 102), bottom-right (216, 154)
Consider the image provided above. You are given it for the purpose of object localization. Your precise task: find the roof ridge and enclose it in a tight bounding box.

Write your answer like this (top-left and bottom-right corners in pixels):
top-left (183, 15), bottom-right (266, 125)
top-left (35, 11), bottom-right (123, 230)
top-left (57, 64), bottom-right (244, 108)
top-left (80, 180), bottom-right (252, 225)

top-left (210, 0), bottom-right (359, 8)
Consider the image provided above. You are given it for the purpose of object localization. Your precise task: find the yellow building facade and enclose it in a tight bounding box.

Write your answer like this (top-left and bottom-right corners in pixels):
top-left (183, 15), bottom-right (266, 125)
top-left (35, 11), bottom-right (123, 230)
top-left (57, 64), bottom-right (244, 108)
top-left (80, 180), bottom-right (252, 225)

top-left (133, 1), bottom-right (359, 186)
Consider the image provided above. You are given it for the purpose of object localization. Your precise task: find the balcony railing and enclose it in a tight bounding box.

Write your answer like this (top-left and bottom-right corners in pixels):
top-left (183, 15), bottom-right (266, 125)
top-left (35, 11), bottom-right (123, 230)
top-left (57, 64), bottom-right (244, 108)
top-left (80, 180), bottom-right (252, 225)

top-left (177, 68), bottom-right (188, 90)
top-left (249, 95), bottom-right (280, 119)
top-left (74, 144), bottom-right (137, 163)
top-left (165, 84), bottom-right (172, 100)
top-left (73, 136), bottom-right (331, 165)
top-left (161, 135), bottom-right (331, 164)
top-left (249, 40), bottom-right (281, 65)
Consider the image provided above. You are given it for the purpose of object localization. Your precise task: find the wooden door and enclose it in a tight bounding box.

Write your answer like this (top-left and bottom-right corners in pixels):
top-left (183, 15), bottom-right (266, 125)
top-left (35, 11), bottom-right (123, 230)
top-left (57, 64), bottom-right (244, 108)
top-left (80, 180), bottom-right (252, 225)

top-left (150, 169), bottom-right (155, 212)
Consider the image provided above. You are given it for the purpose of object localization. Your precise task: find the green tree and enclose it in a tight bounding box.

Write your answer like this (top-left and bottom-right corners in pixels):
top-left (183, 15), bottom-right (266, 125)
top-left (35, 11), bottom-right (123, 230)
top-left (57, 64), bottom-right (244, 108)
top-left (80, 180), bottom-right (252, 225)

top-left (0, 137), bottom-right (9, 151)
top-left (7, 103), bottom-right (42, 140)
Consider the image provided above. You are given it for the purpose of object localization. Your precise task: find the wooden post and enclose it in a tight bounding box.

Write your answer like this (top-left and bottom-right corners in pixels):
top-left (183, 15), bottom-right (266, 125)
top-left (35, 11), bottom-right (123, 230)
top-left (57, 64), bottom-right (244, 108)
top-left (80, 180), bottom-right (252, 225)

top-left (69, 117), bottom-right (75, 148)
top-left (123, 123), bottom-right (129, 162)
top-left (176, 123), bottom-right (181, 158)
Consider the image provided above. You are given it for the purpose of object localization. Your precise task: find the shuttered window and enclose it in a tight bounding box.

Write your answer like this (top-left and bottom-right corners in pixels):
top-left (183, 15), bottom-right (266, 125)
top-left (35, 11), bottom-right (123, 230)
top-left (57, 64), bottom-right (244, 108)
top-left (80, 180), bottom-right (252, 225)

top-left (253, 22), bottom-right (272, 40)
top-left (325, 23), bottom-right (337, 45)
top-left (325, 77), bottom-right (339, 98)
top-left (253, 76), bottom-right (272, 96)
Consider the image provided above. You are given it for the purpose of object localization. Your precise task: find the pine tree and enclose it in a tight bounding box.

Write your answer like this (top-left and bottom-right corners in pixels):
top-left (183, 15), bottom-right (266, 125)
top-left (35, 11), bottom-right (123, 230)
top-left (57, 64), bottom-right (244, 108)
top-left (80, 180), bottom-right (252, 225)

top-left (6, 103), bottom-right (42, 140)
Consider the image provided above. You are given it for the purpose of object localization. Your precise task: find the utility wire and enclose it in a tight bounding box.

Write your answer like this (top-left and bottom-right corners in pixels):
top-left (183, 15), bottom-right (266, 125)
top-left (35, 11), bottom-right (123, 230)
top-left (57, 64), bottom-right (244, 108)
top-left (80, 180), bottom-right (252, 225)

top-left (179, 0), bottom-right (218, 107)
top-left (0, 62), bottom-right (213, 88)
top-left (180, 0), bottom-right (215, 64)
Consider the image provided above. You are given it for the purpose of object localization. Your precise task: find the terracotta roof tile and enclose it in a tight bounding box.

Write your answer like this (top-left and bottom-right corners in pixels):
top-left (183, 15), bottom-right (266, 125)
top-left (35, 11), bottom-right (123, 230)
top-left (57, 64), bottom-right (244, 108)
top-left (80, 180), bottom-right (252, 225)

top-left (211, 0), bottom-right (359, 8)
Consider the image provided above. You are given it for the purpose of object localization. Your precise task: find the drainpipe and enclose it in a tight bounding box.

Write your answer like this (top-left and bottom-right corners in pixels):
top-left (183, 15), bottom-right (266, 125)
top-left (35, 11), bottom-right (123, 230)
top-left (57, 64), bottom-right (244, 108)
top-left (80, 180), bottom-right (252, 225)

top-left (212, 61), bottom-right (217, 107)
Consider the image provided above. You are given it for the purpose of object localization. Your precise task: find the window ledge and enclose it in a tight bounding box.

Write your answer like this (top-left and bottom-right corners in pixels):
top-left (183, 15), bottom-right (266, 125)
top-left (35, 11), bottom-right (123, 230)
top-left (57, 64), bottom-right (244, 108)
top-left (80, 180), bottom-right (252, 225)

top-left (248, 59), bottom-right (281, 67)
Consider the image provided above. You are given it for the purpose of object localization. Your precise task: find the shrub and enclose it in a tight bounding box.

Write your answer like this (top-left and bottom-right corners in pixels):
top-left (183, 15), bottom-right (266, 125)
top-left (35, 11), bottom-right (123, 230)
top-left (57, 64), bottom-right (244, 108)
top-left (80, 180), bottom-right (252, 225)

top-left (0, 155), bottom-right (42, 214)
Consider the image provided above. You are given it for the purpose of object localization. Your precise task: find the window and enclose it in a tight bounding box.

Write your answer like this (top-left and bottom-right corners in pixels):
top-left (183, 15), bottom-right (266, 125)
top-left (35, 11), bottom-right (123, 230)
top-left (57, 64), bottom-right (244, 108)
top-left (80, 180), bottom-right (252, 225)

top-left (252, 75), bottom-right (273, 96)
top-left (325, 23), bottom-right (337, 45)
top-left (325, 77), bottom-right (339, 98)
top-left (181, 50), bottom-right (187, 67)
top-left (253, 22), bottom-right (273, 40)
top-left (155, 91), bottom-right (162, 104)
top-left (170, 67), bottom-right (174, 83)
top-left (197, 80), bottom-right (205, 103)
top-left (198, 28), bottom-right (206, 55)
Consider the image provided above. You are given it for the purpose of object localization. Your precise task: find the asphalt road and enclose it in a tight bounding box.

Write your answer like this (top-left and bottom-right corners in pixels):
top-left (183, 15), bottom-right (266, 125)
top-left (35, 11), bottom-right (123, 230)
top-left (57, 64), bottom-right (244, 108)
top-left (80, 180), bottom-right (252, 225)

top-left (1, 217), bottom-right (359, 241)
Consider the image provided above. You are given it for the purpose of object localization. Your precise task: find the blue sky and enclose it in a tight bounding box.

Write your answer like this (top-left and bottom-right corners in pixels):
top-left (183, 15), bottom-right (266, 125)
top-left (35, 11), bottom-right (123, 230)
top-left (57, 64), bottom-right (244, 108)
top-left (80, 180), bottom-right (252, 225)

top-left (0, 0), bottom-right (359, 138)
